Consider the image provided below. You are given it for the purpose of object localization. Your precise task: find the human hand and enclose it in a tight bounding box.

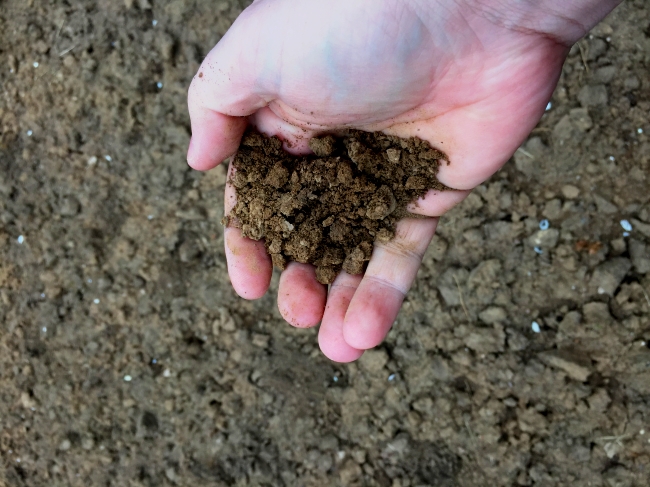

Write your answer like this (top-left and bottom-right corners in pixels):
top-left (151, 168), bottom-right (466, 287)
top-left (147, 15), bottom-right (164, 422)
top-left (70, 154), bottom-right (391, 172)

top-left (187, 0), bottom-right (621, 362)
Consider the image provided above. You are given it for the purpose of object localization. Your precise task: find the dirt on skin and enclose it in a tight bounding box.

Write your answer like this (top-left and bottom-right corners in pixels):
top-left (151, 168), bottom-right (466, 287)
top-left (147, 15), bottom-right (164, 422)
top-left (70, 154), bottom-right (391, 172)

top-left (228, 130), bottom-right (448, 284)
top-left (1, 1), bottom-right (650, 487)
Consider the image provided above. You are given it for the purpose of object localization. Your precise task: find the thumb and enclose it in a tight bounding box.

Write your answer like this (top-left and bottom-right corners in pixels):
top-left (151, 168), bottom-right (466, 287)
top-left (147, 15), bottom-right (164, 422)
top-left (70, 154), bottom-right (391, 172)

top-left (186, 4), bottom-right (271, 170)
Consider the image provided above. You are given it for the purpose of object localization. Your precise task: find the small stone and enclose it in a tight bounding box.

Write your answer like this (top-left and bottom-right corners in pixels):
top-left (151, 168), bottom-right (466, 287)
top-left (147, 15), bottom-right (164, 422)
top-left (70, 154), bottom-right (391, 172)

top-left (478, 306), bottom-right (507, 324)
top-left (631, 219), bottom-right (650, 238)
top-left (529, 228), bottom-right (560, 249)
top-left (531, 321), bottom-right (541, 333)
top-left (592, 65), bottom-right (617, 84)
top-left (561, 185), bottom-right (580, 199)
top-left (538, 350), bottom-right (592, 382)
top-left (179, 239), bottom-right (201, 262)
top-left (629, 240), bottom-right (650, 274)
top-left (358, 349), bottom-right (389, 374)
top-left (610, 237), bottom-right (626, 255)
top-left (59, 439), bottom-right (71, 451)
top-left (464, 327), bottom-right (505, 354)
top-left (542, 199), bottom-right (562, 220)
top-left (578, 84), bottom-right (608, 107)
top-left (593, 194), bottom-right (618, 214)
top-left (589, 258), bottom-right (632, 296)
top-left (59, 196), bottom-right (81, 217)
top-left (386, 148), bottom-right (401, 163)
top-left (624, 76), bottom-right (640, 90)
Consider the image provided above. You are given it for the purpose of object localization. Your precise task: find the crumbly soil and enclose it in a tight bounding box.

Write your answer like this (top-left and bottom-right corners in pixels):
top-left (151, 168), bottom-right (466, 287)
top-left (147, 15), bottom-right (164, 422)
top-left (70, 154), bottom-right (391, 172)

top-left (229, 131), bottom-right (447, 284)
top-left (1, 1), bottom-right (650, 487)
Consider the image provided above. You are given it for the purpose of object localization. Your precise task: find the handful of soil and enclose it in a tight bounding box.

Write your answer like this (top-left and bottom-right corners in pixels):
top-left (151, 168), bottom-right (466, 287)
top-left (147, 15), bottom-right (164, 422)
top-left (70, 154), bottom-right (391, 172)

top-left (226, 130), bottom-right (449, 284)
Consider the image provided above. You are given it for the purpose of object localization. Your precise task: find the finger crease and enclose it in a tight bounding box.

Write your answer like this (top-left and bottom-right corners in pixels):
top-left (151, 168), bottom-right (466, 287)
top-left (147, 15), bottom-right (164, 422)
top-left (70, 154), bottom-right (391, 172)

top-left (363, 274), bottom-right (408, 297)
top-left (381, 240), bottom-right (425, 264)
top-left (330, 282), bottom-right (360, 294)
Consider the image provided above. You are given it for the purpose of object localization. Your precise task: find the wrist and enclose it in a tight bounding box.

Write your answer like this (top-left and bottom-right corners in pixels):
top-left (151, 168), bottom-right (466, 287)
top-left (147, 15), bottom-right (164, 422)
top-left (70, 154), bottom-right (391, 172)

top-left (461, 0), bottom-right (622, 45)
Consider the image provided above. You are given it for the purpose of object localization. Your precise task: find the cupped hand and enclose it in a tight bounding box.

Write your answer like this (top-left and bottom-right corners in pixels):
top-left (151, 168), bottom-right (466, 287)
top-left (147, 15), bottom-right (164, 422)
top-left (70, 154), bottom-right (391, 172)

top-left (187, 0), bottom-right (620, 362)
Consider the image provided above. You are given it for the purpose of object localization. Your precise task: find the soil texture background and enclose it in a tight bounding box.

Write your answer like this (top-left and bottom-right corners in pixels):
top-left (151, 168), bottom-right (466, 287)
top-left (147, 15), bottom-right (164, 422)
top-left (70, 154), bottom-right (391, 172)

top-left (1, 1), bottom-right (650, 486)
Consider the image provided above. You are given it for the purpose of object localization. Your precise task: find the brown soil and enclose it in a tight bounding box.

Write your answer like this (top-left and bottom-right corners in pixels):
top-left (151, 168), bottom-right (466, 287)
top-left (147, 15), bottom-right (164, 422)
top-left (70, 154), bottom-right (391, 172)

top-left (228, 131), bottom-right (448, 283)
top-left (1, 1), bottom-right (650, 487)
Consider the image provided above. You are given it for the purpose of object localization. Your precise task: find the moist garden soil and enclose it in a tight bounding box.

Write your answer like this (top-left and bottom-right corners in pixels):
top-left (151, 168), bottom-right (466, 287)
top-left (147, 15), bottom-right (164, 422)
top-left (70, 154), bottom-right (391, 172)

top-left (1, 1), bottom-right (650, 486)
top-left (229, 130), bottom-right (447, 284)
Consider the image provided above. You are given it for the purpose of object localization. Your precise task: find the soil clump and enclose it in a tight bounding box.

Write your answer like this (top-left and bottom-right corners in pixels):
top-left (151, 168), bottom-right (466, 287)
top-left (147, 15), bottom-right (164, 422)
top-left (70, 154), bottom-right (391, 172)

top-left (228, 130), bottom-right (449, 283)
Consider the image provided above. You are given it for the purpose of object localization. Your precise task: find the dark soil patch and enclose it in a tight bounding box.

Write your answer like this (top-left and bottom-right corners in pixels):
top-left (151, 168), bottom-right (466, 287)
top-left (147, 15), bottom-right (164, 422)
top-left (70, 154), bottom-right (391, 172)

top-left (228, 130), bottom-right (449, 283)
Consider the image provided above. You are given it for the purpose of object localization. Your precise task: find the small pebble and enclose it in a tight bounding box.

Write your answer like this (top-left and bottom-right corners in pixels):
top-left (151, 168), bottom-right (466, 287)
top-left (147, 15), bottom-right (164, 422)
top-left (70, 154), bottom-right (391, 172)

top-left (33, 62), bottom-right (39, 68)
top-left (388, 374), bottom-right (396, 382)
top-left (641, 430), bottom-right (645, 435)
top-left (332, 376), bottom-right (339, 382)
top-left (147, 214), bottom-right (154, 220)
top-left (40, 293), bottom-right (45, 298)
top-left (17, 235), bottom-right (24, 244)
top-left (151, 358), bottom-right (157, 364)
top-left (87, 278), bottom-right (92, 283)
top-left (539, 219), bottom-right (549, 230)
top-left (620, 220), bottom-right (632, 232)
top-left (87, 156), bottom-right (98, 165)
top-left (545, 102), bottom-right (552, 111)
top-left (638, 128), bottom-right (644, 134)
top-left (623, 232), bottom-right (630, 237)
top-left (534, 246), bottom-right (543, 254)
top-left (123, 375), bottom-right (132, 382)
top-left (531, 321), bottom-right (541, 333)
top-left (598, 287), bottom-right (606, 295)
top-left (608, 156), bottom-right (615, 162)
top-left (156, 82), bottom-right (163, 89)
top-left (152, 20), bottom-right (158, 26)
top-left (93, 298), bottom-right (100, 304)
top-left (42, 327), bottom-right (47, 333)
top-left (26, 130), bottom-right (33, 136)
top-left (163, 369), bottom-right (171, 377)
top-left (104, 155), bottom-right (112, 161)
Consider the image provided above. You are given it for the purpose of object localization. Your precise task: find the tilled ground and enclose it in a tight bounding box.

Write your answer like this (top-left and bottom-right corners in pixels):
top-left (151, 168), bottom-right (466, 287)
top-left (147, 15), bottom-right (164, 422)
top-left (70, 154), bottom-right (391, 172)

top-left (1, 1), bottom-right (649, 486)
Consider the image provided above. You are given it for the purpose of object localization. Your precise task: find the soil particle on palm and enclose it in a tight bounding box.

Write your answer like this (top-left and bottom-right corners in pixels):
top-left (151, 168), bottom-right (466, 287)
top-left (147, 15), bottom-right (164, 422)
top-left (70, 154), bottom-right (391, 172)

top-left (228, 130), bottom-right (449, 283)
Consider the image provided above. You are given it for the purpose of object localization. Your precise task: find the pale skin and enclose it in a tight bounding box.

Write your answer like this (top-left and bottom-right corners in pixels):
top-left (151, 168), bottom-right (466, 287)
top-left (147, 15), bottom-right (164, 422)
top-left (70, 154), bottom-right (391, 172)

top-left (187, 0), bottom-right (622, 362)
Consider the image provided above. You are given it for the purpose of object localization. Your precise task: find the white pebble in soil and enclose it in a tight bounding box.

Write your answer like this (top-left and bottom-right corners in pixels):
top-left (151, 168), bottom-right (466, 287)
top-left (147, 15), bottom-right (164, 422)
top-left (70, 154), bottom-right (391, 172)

top-left (17, 235), bottom-right (24, 244)
top-left (620, 220), bottom-right (633, 232)
top-left (531, 321), bottom-right (541, 333)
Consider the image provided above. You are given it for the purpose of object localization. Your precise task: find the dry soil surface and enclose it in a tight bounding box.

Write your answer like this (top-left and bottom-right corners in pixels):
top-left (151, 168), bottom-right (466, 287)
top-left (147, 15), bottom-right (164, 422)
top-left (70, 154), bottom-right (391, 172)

top-left (1, 1), bottom-right (650, 486)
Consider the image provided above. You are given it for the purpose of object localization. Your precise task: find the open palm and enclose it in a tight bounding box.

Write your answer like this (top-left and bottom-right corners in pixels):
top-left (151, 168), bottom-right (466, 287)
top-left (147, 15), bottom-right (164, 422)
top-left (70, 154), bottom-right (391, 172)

top-left (187, 0), bottom-right (620, 361)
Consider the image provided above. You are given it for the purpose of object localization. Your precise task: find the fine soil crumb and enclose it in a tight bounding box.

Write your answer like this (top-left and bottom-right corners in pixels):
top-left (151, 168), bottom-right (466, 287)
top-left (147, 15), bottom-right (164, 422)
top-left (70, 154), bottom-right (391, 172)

top-left (227, 130), bottom-right (449, 284)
